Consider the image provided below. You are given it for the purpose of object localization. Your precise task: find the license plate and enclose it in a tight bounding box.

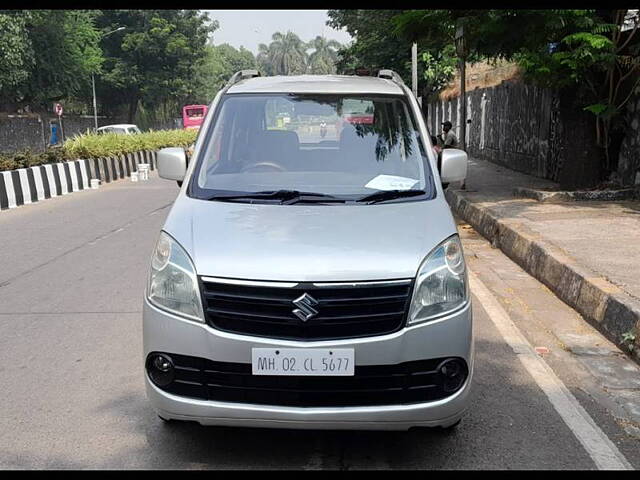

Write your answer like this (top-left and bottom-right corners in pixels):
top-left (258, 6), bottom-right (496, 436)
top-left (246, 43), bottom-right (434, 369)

top-left (251, 348), bottom-right (355, 376)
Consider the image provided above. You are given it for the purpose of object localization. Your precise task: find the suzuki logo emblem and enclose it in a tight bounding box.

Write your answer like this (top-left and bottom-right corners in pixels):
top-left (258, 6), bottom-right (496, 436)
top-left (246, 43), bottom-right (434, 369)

top-left (292, 293), bottom-right (319, 322)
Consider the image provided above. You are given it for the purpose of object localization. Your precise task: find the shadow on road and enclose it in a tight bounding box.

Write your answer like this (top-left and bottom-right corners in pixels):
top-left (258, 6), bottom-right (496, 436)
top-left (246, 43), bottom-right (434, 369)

top-left (86, 338), bottom-right (595, 470)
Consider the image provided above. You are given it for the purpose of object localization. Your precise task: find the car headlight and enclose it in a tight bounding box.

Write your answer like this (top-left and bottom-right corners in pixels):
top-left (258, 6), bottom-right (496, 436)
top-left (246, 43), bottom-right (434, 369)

top-left (147, 231), bottom-right (204, 322)
top-left (408, 235), bottom-right (469, 325)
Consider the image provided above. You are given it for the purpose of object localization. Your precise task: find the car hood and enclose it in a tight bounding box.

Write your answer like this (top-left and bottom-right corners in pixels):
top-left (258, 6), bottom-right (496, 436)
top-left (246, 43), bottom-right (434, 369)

top-left (162, 196), bottom-right (457, 282)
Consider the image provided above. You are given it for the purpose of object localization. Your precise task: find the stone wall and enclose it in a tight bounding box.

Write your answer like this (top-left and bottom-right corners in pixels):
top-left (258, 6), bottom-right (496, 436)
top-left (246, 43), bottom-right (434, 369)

top-left (0, 113), bottom-right (182, 154)
top-left (425, 80), bottom-right (607, 188)
top-left (0, 115), bottom-right (46, 153)
top-left (617, 94), bottom-right (640, 186)
top-left (0, 114), bottom-right (120, 153)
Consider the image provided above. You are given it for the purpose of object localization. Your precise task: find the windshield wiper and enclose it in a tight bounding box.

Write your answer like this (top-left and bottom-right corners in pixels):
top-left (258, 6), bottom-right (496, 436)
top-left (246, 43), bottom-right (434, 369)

top-left (356, 189), bottom-right (427, 204)
top-left (205, 190), bottom-right (345, 204)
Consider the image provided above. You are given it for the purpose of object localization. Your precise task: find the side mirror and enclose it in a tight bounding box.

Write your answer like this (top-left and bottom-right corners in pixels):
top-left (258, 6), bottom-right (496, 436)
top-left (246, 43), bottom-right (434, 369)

top-left (440, 148), bottom-right (468, 184)
top-left (157, 147), bottom-right (187, 182)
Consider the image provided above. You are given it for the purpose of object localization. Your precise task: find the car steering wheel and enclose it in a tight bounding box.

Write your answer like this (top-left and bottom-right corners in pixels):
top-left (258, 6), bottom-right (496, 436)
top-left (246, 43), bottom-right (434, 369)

top-left (241, 162), bottom-right (287, 172)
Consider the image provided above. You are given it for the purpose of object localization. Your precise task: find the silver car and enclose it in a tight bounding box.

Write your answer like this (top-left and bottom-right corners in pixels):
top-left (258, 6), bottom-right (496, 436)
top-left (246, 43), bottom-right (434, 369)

top-left (144, 70), bottom-right (471, 431)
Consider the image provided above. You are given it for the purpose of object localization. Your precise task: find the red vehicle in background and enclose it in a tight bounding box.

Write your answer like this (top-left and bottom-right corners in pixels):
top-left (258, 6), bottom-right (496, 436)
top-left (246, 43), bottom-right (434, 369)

top-left (182, 105), bottom-right (208, 130)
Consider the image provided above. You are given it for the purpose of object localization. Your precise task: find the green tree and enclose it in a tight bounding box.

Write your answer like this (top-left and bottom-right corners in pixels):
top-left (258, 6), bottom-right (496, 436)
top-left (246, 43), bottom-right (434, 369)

top-left (327, 10), bottom-right (437, 96)
top-left (264, 31), bottom-right (308, 75)
top-left (394, 9), bottom-right (640, 178)
top-left (307, 36), bottom-right (342, 74)
top-left (257, 42), bottom-right (277, 75)
top-left (0, 12), bottom-right (34, 108)
top-left (215, 44), bottom-right (256, 75)
top-left (422, 44), bottom-right (458, 98)
top-left (95, 10), bottom-right (216, 122)
top-left (327, 10), bottom-right (409, 75)
top-left (28, 10), bottom-right (103, 107)
top-left (192, 43), bottom-right (256, 102)
top-left (517, 10), bottom-right (640, 172)
top-left (0, 10), bottom-right (102, 110)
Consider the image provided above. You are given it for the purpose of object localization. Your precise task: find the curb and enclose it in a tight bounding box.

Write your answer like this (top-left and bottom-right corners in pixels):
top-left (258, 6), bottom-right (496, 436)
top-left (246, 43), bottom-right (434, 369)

top-left (0, 150), bottom-right (157, 212)
top-left (446, 188), bottom-right (640, 363)
top-left (513, 186), bottom-right (640, 203)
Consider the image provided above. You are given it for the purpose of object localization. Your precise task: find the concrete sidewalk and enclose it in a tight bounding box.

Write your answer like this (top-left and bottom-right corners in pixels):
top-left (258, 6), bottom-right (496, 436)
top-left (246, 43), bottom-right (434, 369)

top-left (447, 158), bottom-right (640, 362)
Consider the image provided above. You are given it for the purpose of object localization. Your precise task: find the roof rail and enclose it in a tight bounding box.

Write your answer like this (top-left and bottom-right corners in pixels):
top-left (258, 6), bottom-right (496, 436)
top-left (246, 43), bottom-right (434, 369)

top-left (225, 69), bottom-right (261, 89)
top-left (377, 69), bottom-right (405, 86)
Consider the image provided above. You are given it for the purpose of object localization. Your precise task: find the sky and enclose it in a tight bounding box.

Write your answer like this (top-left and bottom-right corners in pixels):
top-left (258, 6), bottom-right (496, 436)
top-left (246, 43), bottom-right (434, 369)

top-left (203, 10), bottom-right (353, 55)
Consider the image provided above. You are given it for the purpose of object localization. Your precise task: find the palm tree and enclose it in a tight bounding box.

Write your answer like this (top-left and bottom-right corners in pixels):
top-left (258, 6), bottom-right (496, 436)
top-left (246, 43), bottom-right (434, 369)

top-left (307, 36), bottom-right (342, 74)
top-left (268, 31), bottom-right (308, 75)
top-left (256, 43), bottom-right (274, 76)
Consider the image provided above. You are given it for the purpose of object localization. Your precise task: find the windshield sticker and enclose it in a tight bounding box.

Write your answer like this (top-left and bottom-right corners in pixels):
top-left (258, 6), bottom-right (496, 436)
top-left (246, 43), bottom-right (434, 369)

top-left (364, 175), bottom-right (419, 191)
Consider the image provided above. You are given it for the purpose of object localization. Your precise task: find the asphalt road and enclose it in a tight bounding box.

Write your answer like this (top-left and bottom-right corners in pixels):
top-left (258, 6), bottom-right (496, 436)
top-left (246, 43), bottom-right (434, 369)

top-left (0, 175), bottom-right (637, 469)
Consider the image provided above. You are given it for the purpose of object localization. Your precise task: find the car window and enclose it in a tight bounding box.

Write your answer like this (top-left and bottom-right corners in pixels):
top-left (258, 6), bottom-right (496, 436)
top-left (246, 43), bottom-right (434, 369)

top-left (191, 93), bottom-right (432, 200)
top-left (186, 108), bottom-right (205, 119)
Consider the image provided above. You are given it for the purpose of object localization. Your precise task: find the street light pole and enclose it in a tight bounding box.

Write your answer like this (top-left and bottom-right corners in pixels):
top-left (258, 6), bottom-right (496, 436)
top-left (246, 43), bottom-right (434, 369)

top-left (92, 74), bottom-right (98, 131)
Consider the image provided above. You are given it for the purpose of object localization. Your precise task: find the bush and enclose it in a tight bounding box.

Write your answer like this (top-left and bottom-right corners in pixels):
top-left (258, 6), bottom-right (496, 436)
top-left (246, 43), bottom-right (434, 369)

top-left (0, 129), bottom-right (198, 172)
top-left (0, 149), bottom-right (61, 170)
top-left (63, 129), bottom-right (198, 159)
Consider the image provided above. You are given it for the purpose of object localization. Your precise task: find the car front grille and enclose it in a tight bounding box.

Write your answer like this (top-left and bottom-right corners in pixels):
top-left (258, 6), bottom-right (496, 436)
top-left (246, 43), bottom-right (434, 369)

top-left (199, 278), bottom-right (413, 341)
top-left (149, 352), bottom-right (467, 407)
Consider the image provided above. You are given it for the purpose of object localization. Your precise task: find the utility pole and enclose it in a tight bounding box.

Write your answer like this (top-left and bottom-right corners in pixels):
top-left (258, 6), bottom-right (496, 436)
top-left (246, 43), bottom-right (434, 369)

top-left (455, 18), bottom-right (469, 190)
top-left (455, 19), bottom-right (468, 151)
top-left (411, 42), bottom-right (418, 99)
top-left (92, 74), bottom-right (98, 131)
top-left (460, 59), bottom-right (466, 150)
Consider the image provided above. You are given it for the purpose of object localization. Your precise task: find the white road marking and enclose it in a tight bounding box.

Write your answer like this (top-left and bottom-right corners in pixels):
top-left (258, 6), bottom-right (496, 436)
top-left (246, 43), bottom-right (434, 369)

top-left (468, 268), bottom-right (633, 470)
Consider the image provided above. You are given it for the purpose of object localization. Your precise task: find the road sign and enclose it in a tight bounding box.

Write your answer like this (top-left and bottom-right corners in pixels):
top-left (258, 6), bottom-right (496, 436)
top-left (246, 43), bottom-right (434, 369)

top-left (54, 103), bottom-right (63, 116)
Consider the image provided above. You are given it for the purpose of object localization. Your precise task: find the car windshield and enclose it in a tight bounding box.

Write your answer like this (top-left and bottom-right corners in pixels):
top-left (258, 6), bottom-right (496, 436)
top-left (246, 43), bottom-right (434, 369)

top-left (190, 93), bottom-right (433, 202)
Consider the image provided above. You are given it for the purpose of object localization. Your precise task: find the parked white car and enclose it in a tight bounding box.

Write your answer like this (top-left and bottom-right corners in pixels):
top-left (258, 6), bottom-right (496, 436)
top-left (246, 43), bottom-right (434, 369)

top-left (96, 124), bottom-right (141, 135)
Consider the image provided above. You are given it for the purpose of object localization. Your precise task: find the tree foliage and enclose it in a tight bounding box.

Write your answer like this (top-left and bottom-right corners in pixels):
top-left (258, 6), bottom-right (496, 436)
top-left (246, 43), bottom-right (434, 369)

top-left (95, 10), bottom-right (216, 122)
top-left (263, 31), bottom-right (308, 75)
top-left (327, 10), bottom-right (411, 75)
top-left (307, 36), bottom-right (342, 74)
top-left (1, 11), bottom-right (344, 123)
top-left (0, 10), bottom-right (102, 109)
top-left (394, 9), bottom-right (640, 174)
top-left (422, 45), bottom-right (458, 97)
top-left (192, 43), bottom-right (256, 103)
top-left (327, 9), bottom-right (451, 98)
top-left (257, 32), bottom-right (343, 76)
top-left (0, 12), bottom-right (33, 105)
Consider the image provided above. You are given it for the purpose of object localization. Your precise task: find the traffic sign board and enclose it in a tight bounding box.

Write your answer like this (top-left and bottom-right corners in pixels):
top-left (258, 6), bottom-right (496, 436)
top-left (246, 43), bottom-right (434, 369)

top-left (54, 103), bottom-right (63, 116)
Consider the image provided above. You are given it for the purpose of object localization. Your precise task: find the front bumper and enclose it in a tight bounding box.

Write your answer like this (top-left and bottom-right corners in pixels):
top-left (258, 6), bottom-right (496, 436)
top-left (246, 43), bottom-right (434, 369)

top-left (143, 297), bottom-right (474, 430)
